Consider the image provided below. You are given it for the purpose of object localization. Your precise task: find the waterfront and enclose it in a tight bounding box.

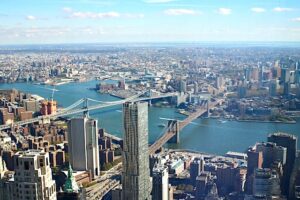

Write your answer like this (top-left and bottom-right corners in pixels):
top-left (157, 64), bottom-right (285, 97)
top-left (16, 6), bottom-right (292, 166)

top-left (1, 80), bottom-right (300, 155)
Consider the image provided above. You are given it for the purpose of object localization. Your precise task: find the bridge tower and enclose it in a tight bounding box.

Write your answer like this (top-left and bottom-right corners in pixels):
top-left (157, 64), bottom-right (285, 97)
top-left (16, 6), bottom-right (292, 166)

top-left (83, 98), bottom-right (89, 116)
top-left (148, 89), bottom-right (153, 106)
top-left (206, 100), bottom-right (210, 118)
top-left (167, 120), bottom-right (180, 144)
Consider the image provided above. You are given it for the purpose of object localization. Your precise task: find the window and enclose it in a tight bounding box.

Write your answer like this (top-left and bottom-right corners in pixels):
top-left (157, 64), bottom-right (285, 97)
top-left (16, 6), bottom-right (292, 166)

top-left (24, 161), bottom-right (29, 170)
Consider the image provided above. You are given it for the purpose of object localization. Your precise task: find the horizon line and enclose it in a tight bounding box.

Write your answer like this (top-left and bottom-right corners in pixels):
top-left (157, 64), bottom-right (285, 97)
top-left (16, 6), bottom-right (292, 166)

top-left (1, 41), bottom-right (300, 48)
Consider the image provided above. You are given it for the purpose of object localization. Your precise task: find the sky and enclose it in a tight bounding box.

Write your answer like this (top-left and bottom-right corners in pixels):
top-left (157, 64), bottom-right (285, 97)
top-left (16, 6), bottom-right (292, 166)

top-left (0, 0), bottom-right (300, 44)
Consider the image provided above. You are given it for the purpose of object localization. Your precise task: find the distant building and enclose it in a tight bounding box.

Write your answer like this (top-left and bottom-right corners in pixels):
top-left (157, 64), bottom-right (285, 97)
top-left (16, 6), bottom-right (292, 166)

top-left (7, 150), bottom-right (57, 200)
top-left (216, 76), bottom-right (224, 89)
top-left (180, 79), bottom-right (187, 93)
top-left (23, 99), bottom-right (40, 112)
top-left (281, 68), bottom-right (290, 83)
top-left (237, 86), bottom-right (247, 98)
top-left (269, 80), bottom-right (277, 97)
top-left (122, 101), bottom-right (152, 200)
top-left (268, 132), bottom-right (297, 196)
top-left (283, 82), bottom-right (290, 97)
top-left (68, 116), bottom-right (100, 179)
top-left (40, 100), bottom-right (57, 115)
top-left (0, 108), bottom-right (14, 125)
top-left (194, 81), bottom-right (199, 94)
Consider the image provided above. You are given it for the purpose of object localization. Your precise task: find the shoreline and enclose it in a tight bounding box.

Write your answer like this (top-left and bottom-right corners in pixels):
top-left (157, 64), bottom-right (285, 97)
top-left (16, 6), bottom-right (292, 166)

top-left (236, 119), bottom-right (296, 124)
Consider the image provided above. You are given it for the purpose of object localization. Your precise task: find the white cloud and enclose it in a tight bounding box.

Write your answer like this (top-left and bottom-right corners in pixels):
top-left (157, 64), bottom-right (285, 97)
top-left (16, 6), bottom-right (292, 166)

top-left (65, 9), bottom-right (144, 19)
top-left (63, 7), bottom-right (73, 13)
top-left (144, 0), bottom-right (175, 3)
top-left (217, 8), bottom-right (231, 15)
top-left (251, 7), bottom-right (266, 13)
top-left (273, 7), bottom-right (293, 12)
top-left (292, 17), bottom-right (300, 22)
top-left (164, 9), bottom-right (197, 16)
top-left (70, 11), bottom-right (120, 19)
top-left (123, 13), bottom-right (145, 19)
top-left (26, 15), bottom-right (36, 20)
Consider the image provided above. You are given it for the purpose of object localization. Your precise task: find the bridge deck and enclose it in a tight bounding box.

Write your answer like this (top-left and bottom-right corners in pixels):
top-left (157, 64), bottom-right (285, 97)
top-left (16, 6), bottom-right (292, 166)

top-left (149, 100), bottom-right (223, 154)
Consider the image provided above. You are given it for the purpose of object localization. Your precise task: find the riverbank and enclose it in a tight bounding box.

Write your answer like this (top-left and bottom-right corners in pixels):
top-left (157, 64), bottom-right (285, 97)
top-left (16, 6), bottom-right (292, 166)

top-left (236, 118), bottom-right (296, 124)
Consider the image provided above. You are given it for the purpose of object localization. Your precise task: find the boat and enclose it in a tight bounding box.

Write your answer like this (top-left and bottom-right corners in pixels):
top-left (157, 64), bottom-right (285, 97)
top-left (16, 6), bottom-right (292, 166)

top-left (218, 119), bottom-right (227, 123)
top-left (158, 124), bottom-right (166, 128)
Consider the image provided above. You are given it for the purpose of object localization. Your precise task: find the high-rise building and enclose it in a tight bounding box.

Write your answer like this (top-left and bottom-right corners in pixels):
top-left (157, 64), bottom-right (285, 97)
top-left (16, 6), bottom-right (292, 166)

top-left (251, 68), bottom-right (259, 81)
top-left (190, 157), bottom-right (205, 184)
top-left (0, 156), bottom-right (8, 200)
top-left (237, 85), bottom-right (247, 98)
top-left (244, 68), bottom-right (251, 81)
top-left (7, 150), bottom-right (57, 200)
top-left (179, 79), bottom-right (187, 93)
top-left (268, 132), bottom-right (297, 196)
top-left (216, 76), bottom-right (224, 89)
top-left (283, 82), bottom-right (290, 97)
top-left (295, 69), bottom-right (300, 84)
top-left (68, 116), bottom-right (100, 178)
top-left (255, 142), bottom-right (287, 168)
top-left (23, 99), bottom-right (40, 112)
top-left (194, 81), bottom-right (199, 94)
top-left (41, 100), bottom-right (48, 115)
top-left (47, 100), bottom-right (57, 115)
top-left (269, 80), bottom-right (277, 97)
top-left (122, 101), bottom-right (152, 200)
top-left (152, 165), bottom-right (169, 200)
top-left (246, 147), bottom-right (263, 194)
top-left (281, 68), bottom-right (290, 84)
top-left (41, 100), bottom-right (57, 115)
top-left (252, 168), bottom-right (281, 197)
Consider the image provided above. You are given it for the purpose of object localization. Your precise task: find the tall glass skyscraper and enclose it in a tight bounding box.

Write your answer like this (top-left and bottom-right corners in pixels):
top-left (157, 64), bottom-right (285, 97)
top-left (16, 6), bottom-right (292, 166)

top-left (122, 101), bottom-right (152, 200)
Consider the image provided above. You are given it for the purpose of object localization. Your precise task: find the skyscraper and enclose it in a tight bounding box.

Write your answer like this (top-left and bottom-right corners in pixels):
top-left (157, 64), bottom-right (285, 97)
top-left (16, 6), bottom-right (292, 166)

top-left (7, 150), bottom-right (57, 200)
top-left (268, 132), bottom-right (297, 196)
top-left (180, 79), bottom-right (187, 93)
top-left (68, 115), bottom-right (100, 179)
top-left (190, 157), bottom-right (205, 184)
top-left (255, 142), bottom-right (287, 168)
top-left (122, 101), bottom-right (152, 200)
top-left (246, 147), bottom-right (263, 194)
top-left (269, 80), bottom-right (277, 97)
top-left (152, 166), bottom-right (169, 200)
top-left (252, 168), bottom-right (281, 197)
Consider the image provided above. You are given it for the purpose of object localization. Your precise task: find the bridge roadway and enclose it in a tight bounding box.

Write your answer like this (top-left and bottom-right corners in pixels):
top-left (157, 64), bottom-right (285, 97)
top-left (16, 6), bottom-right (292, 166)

top-left (0, 92), bottom-right (178, 131)
top-left (149, 99), bottom-right (223, 155)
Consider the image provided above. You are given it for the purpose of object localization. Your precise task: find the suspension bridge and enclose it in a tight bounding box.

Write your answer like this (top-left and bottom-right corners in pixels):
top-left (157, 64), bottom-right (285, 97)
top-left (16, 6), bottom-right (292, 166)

top-left (148, 99), bottom-right (224, 154)
top-left (0, 90), bottom-right (223, 155)
top-left (0, 91), bottom-right (178, 131)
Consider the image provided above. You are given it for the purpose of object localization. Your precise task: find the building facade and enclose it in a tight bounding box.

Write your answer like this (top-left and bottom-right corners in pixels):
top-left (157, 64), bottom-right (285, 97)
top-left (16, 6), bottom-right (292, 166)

top-left (7, 150), bottom-right (57, 200)
top-left (152, 166), bottom-right (169, 200)
top-left (68, 116), bottom-right (100, 178)
top-left (122, 101), bottom-right (152, 200)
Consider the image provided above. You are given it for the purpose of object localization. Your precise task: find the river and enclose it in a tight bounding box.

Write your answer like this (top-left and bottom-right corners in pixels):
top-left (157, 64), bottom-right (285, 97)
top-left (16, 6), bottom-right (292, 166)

top-left (1, 80), bottom-right (299, 155)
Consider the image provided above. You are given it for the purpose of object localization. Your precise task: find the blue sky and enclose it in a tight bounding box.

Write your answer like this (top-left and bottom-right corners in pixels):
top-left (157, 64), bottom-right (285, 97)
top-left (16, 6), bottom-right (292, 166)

top-left (0, 0), bottom-right (300, 44)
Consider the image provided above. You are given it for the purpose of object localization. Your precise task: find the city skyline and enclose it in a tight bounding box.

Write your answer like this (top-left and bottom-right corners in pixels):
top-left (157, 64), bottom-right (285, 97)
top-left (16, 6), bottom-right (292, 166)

top-left (1, 0), bottom-right (300, 45)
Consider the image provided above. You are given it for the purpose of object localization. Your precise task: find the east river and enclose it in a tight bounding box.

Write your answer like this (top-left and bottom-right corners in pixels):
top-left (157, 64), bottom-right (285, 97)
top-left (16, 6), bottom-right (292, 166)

top-left (1, 80), bottom-right (300, 155)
